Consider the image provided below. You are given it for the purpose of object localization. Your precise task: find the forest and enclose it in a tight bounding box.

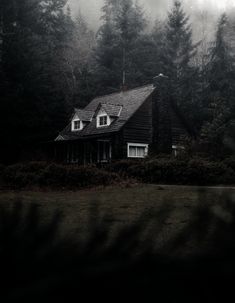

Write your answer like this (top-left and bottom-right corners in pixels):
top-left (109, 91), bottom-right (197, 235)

top-left (0, 0), bottom-right (235, 164)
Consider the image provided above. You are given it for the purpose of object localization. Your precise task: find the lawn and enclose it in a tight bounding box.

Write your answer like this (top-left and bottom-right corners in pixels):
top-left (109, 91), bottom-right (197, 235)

top-left (0, 184), bottom-right (234, 255)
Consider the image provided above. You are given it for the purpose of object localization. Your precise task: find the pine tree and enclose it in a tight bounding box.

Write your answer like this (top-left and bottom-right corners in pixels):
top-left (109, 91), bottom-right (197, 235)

top-left (201, 13), bottom-right (235, 153)
top-left (0, 0), bottom-right (75, 162)
top-left (72, 10), bottom-right (96, 107)
top-left (160, 0), bottom-right (200, 127)
top-left (95, 0), bottom-right (147, 93)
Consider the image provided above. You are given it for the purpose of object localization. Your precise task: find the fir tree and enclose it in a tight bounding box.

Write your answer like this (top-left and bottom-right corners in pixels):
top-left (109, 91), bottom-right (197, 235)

top-left (0, 0), bottom-right (75, 162)
top-left (161, 0), bottom-right (200, 127)
top-left (201, 13), bottom-right (235, 153)
top-left (95, 0), bottom-right (147, 93)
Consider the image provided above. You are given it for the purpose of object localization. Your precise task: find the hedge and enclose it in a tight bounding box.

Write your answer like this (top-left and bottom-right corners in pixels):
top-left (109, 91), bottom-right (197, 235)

top-left (1, 157), bottom-right (235, 189)
top-left (1, 162), bottom-right (120, 189)
top-left (107, 157), bottom-right (235, 185)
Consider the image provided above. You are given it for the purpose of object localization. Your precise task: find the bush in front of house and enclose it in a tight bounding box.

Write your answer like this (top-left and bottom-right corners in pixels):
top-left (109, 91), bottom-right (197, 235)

top-left (65, 165), bottom-right (120, 188)
top-left (3, 163), bottom-right (44, 188)
top-left (1, 157), bottom-right (235, 189)
top-left (106, 157), bottom-right (235, 185)
top-left (185, 158), bottom-right (234, 185)
top-left (223, 156), bottom-right (235, 172)
top-left (1, 162), bottom-right (120, 189)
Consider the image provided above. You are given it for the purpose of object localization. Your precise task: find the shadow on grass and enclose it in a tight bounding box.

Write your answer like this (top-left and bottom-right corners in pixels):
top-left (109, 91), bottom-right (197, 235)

top-left (0, 191), bottom-right (235, 302)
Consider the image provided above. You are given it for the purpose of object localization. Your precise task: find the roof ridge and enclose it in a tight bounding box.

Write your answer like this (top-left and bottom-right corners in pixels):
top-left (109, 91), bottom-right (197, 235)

top-left (92, 84), bottom-right (154, 101)
top-left (75, 108), bottom-right (95, 113)
top-left (101, 103), bottom-right (123, 107)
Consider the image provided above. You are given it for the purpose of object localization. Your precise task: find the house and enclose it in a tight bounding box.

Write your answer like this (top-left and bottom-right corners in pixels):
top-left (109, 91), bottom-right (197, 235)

top-left (55, 76), bottom-right (194, 164)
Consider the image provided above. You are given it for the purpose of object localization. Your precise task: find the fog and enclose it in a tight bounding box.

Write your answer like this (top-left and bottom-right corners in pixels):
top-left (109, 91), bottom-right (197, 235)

top-left (68, 0), bottom-right (235, 30)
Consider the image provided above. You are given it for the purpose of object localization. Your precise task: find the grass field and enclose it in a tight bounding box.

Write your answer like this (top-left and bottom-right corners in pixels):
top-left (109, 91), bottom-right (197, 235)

top-left (0, 184), bottom-right (235, 255)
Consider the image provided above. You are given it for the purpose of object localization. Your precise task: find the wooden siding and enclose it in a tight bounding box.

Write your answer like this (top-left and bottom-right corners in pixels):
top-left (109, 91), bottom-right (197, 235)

top-left (151, 90), bottom-right (173, 154)
top-left (170, 104), bottom-right (191, 146)
top-left (122, 96), bottom-right (152, 157)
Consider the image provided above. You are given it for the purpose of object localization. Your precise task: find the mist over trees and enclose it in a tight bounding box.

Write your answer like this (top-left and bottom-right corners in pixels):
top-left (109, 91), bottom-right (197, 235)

top-left (0, 0), bottom-right (235, 163)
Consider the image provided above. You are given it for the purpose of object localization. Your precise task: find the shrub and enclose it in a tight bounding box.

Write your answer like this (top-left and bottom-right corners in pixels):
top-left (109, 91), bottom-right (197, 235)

top-left (107, 160), bottom-right (139, 175)
top-left (41, 164), bottom-right (67, 187)
top-left (186, 159), bottom-right (235, 185)
top-left (115, 157), bottom-right (235, 185)
top-left (1, 158), bottom-right (235, 189)
top-left (1, 162), bottom-right (120, 189)
top-left (3, 164), bottom-right (42, 189)
top-left (67, 166), bottom-right (120, 188)
top-left (223, 156), bottom-right (235, 172)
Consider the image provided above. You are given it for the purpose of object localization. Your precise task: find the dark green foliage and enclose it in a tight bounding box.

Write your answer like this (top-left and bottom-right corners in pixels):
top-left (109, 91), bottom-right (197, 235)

top-left (107, 157), bottom-right (235, 185)
top-left (2, 162), bottom-right (120, 189)
top-left (0, 1), bottom-right (96, 164)
top-left (223, 156), bottom-right (235, 171)
top-left (0, 0), bottom-right (234, 164)
top-left (3, 157), bottom-right (233, 189)
top-left (155, 1), bottom-right (201, 129)
top-left (94, 0), bottom-right (149, 93)
top-left (201, 14), bottom-right (235, 152)
top-left (0, 0), bottom-right (73, 163)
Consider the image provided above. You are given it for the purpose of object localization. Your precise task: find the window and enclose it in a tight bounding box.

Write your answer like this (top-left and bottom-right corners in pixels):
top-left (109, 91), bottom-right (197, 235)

top-left (97, 115), bottom-right (110, 128)
top-left (99, 116), bottom-right (108, 126)
top-left (127, 143), bottom-right (148, 158)
top-left (72, 119), bottom-right (82, 131)
top-left (98, 140), bottom-right (111, 163)
top-left (172, 145), bottom-right (185, 157)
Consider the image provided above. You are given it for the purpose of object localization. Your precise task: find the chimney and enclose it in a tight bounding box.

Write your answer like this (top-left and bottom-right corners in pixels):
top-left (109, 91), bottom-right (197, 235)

top-left (153, 73), bottom-right (169, 88)
top-left (152, 73), bottom-right (172, 154)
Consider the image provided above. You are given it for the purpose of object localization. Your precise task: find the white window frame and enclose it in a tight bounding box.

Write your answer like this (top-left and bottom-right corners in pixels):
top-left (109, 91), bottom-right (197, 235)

top-left (97, 140), bottom-right (112, 163)
top-left (71, 119), bottom-right (82, 131)
top-left (172, 145), bottom-right (185, 157)
top-left (97, 114), bottom-right (111, 128)
top-left (127, 143), bottom-right (149, 158)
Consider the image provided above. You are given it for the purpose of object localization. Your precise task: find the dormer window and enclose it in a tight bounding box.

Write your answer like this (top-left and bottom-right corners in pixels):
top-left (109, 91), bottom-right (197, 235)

top-left (72, 119), bottom-right (82, 131)
top-left (99, 115), bottom-right (108, 126)
top-left (97, 113), bottom-right (111, 128)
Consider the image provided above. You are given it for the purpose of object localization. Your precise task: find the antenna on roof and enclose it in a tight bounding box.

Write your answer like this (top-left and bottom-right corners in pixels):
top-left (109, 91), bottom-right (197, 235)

top-left (121, 47), bottom-right (127, 91)
top-left (123, 70), bottom-right (126, 86)
top-left (122, 47), bottom-right (126, 86)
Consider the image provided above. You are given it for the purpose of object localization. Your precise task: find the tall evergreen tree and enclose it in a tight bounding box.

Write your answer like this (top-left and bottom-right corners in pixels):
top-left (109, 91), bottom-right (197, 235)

top-left (72, 10), bottom-right (96, 108)
top-left (160, 0), bottom-right (201, 127)
top-left (201, 13), bottom-right (235, 153)
top-left (0, 0), bottom-right (76, 163)
top-left (95, 0), bottom-right (147, 93)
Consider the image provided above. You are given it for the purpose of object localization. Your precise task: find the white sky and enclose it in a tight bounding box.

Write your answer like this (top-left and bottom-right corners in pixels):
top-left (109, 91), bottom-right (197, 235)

top-left (68, 0), bottom-right (235, 29)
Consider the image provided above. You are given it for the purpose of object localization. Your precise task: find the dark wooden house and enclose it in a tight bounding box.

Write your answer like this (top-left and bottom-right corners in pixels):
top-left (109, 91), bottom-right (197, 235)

top-left (55, 77), bottom-right (194, 163)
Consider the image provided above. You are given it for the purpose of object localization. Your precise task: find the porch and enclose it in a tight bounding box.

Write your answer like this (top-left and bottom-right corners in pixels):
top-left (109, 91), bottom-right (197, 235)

top-left (55, 139), bottom-right (113, 164)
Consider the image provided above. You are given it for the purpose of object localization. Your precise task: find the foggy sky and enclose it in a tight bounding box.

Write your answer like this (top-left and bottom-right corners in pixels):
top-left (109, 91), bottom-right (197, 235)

top-left (68, 0), bottom-right (235, 30)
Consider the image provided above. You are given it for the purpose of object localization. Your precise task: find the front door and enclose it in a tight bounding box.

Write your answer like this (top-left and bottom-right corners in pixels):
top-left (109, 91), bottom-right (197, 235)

top-left (97, 140), bottom-right (111, 163)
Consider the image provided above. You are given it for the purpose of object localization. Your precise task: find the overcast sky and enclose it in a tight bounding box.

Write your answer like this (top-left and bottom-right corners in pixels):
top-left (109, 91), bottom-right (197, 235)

top-left (68, 0), bottom-right (235, 29)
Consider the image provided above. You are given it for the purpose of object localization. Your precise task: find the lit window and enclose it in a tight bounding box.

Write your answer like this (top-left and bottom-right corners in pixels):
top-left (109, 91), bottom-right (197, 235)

top-left (128, 143), bottom-right (148, 158)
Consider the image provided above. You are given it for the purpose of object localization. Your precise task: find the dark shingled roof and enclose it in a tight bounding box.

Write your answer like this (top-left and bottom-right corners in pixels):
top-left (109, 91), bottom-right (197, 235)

top-left (74, 109), bottom-right (94, 121)
top-left (99, 103), bottom-right (122, 117)
top-left (57, 84), bottom-right (155, 141)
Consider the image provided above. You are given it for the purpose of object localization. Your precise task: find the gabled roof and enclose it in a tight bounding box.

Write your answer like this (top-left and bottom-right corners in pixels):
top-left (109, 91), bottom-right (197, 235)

top-left (98, 103), bottom-right (122, 117)
top-left (58, 84), bottom-right (155, 140)
top-left (74, 109), bottom-right (94, 122)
